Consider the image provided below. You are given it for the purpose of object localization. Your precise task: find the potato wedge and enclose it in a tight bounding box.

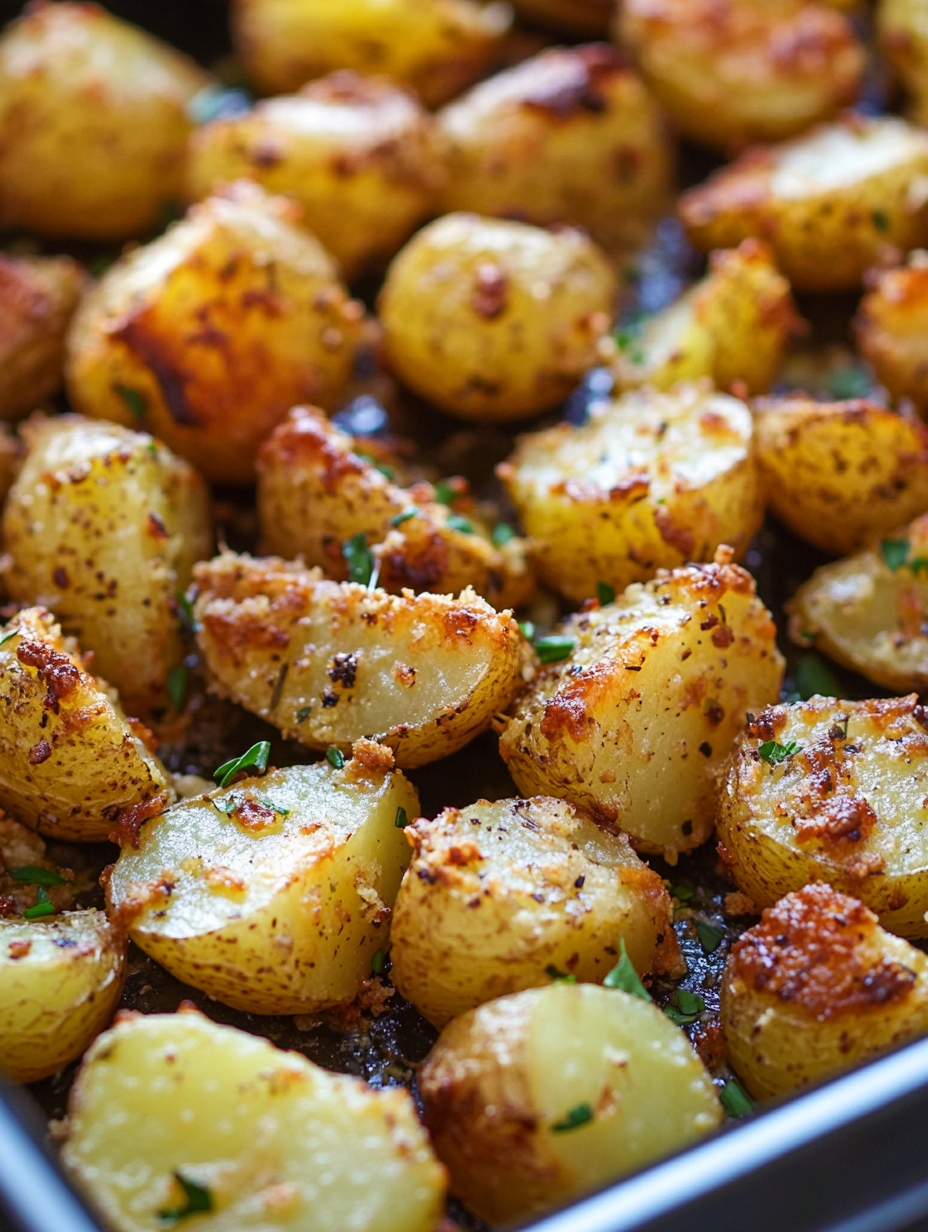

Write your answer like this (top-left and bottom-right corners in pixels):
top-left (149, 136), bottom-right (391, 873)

top-left (679, 115), bottom-right (928, 292)
top-left (854, 252), bottom-right (928, 414)
top-left (500, 555), bottom-right (784, 855)
top-left (879, 0), bottom-right (928, 129)
top-left (721, 884), bottom-right (928, 1100)
top-left (499, 381), bottom-right (763, 604)
top-left (419, 983), bottom-right (722, 1225)
top-left (194, 553), bottom-right (522, 769)
top-left (1, 416), bottom-right (212, 716)
top-left (62, 1010), bottom-right (446, 1232)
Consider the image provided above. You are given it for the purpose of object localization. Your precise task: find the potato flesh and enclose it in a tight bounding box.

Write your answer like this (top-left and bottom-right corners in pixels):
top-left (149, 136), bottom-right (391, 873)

top-left (63, 1012), bottom-right (446, 1232)
top-left (854, 256), bottom-right (928, 413)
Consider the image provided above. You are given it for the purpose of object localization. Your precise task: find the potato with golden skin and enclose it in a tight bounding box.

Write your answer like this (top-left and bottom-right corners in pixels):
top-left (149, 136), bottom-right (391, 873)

top-left (721, 884), bottom-right (928, 1100)
top-left (854, 253), bottom-right (928, 414)
top-left (879, 0), bottom-right (928, 129)
top-left (436, 45), bottom-right (673, 257)
top-left (419, 983), bottom-right (722, 1225)
top-left (194, 552), bottom-right (523, 769)
top-left (378, 213), bottom-right (617, 423)
top-left (511, 0), bottom-right (612, 35)
top-left (500, 554), bottom-right (784, 855)
top-left (679, 115), bottom-right (928, 292)
top-left (64, 181), bottom-right (364, 484)
top-left (0, 1), bottom-right (207, 240)
top-left (1, 416), bottom-right (212, 717)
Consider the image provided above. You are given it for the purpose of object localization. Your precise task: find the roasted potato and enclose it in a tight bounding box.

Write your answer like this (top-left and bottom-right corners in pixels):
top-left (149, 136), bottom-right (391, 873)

top-left (679, 115), bottom-right (928, 292)
top-left (186, 72), bottom-right (447, 281)
top-left (499, 381), bottom-right (763, 604)
top-left (419, 983), bottom-right (722, 1225)
top-left (0, 1), bottom-right (207, 239)
top-left (500, 553), bottom-right (784, 856)
top-left (64, 180), bottom-right (364, 484)
top-left (62, 1010), bottom-right (446, 1232)
top-left (511, 0), bottom-right (611, 36)
top-left (879, 0), bottom-right (928, 128)
top-left (378, 213), bottom-right (617, 423)
top-left (721, 884), bottom-right (928, 1100)
top-left (194, 552), bottom-right (523, 769)
top-left (854, 252), bottom-right (928, 414)
top-left (753, 395), bottom-right (928, 555)
top-left (1, 416), bottom-right (212, 716)
top-left (232, 0), bottom-right (511, 106)
top-left (618, 0), bottom-right (864, 151)
top-left (436, 44), bottom-right (673, 257)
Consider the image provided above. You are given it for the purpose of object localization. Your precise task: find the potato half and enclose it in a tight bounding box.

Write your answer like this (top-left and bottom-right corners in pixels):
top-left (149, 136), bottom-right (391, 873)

top-left (0, 909), bottom-right (126, 1084)
top-left (62, 1010), bottom-right (446, 1232)
top-left (194, 553), bottom-right (522, 769)
top-left (419, 983), bottom-right (722, 1225)
top-left (500, 554), bottom-right (784, 855)
top-left (854, 252), bottom-right (928, 414)
top-left (499, 381), bottom-right (762, 604)
top-left (721, 884), bottom-right (928, 1100)
top-left (879, 0), bottom-right (928, 129)
top-left (1, 415), bottom-right (212, 716)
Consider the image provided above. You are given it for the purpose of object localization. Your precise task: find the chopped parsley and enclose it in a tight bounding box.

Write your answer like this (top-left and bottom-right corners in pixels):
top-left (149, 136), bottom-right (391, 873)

top-left (342, 532), bottom-right (375, 586)
top-left (720, 1077), bottom-right (754, 1118)
top-left (326, 746), bottom-right (345, 769)
top-left (446, 513), bottom-right (474, 535)
top-left (671, 883), bottom-right (694, 905)
top-left (11, 867), bottom-right (66, 887)
top-left (552, 1103), bottom-right (594, 1133)
top-left (604, 938), bottom-right (651, 1001)
top-left (371, 949), bottom-right (387, 975)
top-left (826, 367), bottom-right (871, 401)
top-left (214, 741), bottom-right (270, 789)
top-left (596, 580), bottom-right (616, 606)
top-left (881, 538), bottom-right (911, 571)
top-left (433, 480), bottom-right (456, 506)
top-left (695, 920), bottom-right (724, 954)
top-left (664, 988), bottom-right (705, 1025)
top-left (395, 807), bottom-right (409, 829)
top-left (491, 523), bottom-right (516, 547)
top-left (158, 1172), bottom-right (214, 1225)
top-left (253, 792), bottom-right (289, 816)
top-left (758, 740), bottom-right (801, 765)
top-left (113, 383), bottom-right (147, 423)
top-left (390, 506), bottom-right (418, 528)
top-left (545, 965), bottom-right (576, 983)
top-left (534, 635), bottom-right (576, 664)
top-left (0, 625), bottom-right (20, 648)
top-left (912, 557), bottom-right (928, 577)
top-left (167, 665), bottom-right (187, 712)
top-left (872, 208), bottom-right (890, 232)
top-left (174, 592), bottom-right (197, 638)
top-left (518, 621), bottom-right (536, 642)
top-left (356, 453), bottom-right (394, 481)
top-left (23, 887), bottom-right (55, 920)
top-left (296, 706), bottom-right (312, 723)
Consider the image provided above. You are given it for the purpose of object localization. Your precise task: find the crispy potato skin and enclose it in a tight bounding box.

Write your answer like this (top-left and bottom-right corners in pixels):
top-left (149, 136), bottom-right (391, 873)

top-left (390, 796), bottom-right (681, 1027)
top-left (0, 1), bottom-right (207, 240)
top-left (500, 382), bottom-right (763, 604)
top-left (500, 557), bottom-right (784, 855)
top-left (753, 395), bottom-right (928, 555)
top-left (679, 115), bottom-right (928, 292)
top-left (0, 909), bottom-right (126, 1084)
top-left (419, 983), bottom-right (722, 1225)
top-left (63, 1011), bottom-right (446, 1232)
top-left (879, 0), bottom-right (928, 128)
top-left (232, 0), bottom-right (511, 106)
top-left (378, 213), bottom-right (617, 423)
top-left (64, 181), bottom-right (364, 484)
top-left (618, 0), bottom-right (863, 151)
top-left (194, 552), bottom-right (523, 769)
top-left (257, 406), bottom-right (534, 609)
top-left (512, 0), bottom-right (612, 36)
top-left (721, 885), bottom-right (928, 1099)
top-left (854, 254), bottom-right (928, 413)
top-left (187, 72), bottom-right (448, 281)
top-left (717, 695), bottom-right (928, 937)
top-left (1, 416), bottom-right (212, 716)
top-left (436, 45), bottom-right (673, 257)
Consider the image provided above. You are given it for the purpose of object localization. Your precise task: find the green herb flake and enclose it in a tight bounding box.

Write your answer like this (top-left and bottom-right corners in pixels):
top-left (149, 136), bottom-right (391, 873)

top-left (675, 988), bottom-right (705, 1015)
top-left (390, 506), bottom-right (418, 528)
top-left (552, 1103), bottom-right (594, 1133)
top-left (604, 938), bottom-right (652, 1001)
top-left (24, 886), bottom-right (55, 920)
top-left (545, 964), bottom-right (576, 983)
top-left (254, 792), bottom-right (289, 816)
top-left (174, 592), bottom-right (197, 637)
top-left (433, 480), bottom-right (455, 506)
top-left (11, 866), bottom-right (66, 887)
top-left (827, 367), bottom-right (871, 401)
top-left (214, 741), bottom-right (271, 789)
top-left (671, 883), bottom-right (694, 905)
top-left (167, 665), bottom-right (187, 713)
top-left (872, 208), bottom-right (890, 232)
top-left (371, 949), bottom-right (387, 975)
top-left (0, 625), bottom-right (20, 648)
top-left (758, 740), bottom-right (801, 765)
top-left (342, 532), bottom-right (375, 586)
top-left (720, 1077), bottom-right (754, 1118)
top-left (492, 523), bottom-right (516, 547)
top-left (356, 453), bottom-right (395, 482)
top-left (395, 807), bottom-right (409, 829)
top-left (695, 920), bottom-right (725, 955)
top-left (911, 556), bottom-right (928, 577)
top-left (446, 513), bottom-right (474, 535)
top-left (326, 746), bottom-right (345, 770)
top-left (596, 580), bottom-right (616, 607)
top-left (211, 796), bottom-right (236, 815)
top-left (158, 1172), bottom-right (214, 1225)
top-left (518, 621), bottom-right (536, 643)
top-left (534, 635), bottom-right (576, 665)
top-left (882, 538), bottom-right (911, 571)
top-left (296, 706), bottom-right (312, 723)
top-left (113, 383), bottom-right (147, 423)
top-left (793, 654), bottom-right (840, 701)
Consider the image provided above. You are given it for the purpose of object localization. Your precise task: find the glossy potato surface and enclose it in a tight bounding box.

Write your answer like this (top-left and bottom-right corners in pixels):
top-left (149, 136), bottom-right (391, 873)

top-left (854, 253), bottom-right (928, 414)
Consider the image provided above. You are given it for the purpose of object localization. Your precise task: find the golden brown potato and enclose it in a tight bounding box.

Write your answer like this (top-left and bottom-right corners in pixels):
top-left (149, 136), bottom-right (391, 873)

top-left (257, 405), bottom-right (533, 609)
top-left (1, 416), bottom-right (212, 716)
top-left (0, 1), bottom-right (207, 239)
top-left (511, 0), bottom-right (612, 35)
top-left (436, 44), bottom-right (673, 257)
top-left (64, 180), bottom-right (364, 484)
top-left (378, 213), bottom-right (617, 423)
top-left (679, 115), bottom-right (928, 292)
top-left (186, 72), bottom-right (447, 281)
top-left (618, 0), bottom-right (864, 151)
top-left (419, 983), bottom-right (722, 1225)
top-left (753, 394), bottom-right (928, 555)
top-left (854, 252), bottom-right (928, 414)
top-left (232, 0), bottom-right (511, 106)
top-left (62, 1010), bottom-right (446, 1232)
top-left (721, 884), bottom-right (928, 1100)
top-left (194, 552), bottom-right (523, 769)
top-left (500, 553), bottom-right (784, 856)
top-left (499, 381), bottom-right (763, 604)
top-left (879, 0), bottom-right (928, 128)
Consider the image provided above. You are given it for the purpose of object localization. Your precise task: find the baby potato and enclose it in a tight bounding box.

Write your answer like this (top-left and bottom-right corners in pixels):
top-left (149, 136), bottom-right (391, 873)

top-left (721, 884), bottom-right (928, 1100)
top-left (419, 983), bottom-right (722, 1225)
top-left (753, 394), bottom-right (928, 555)
top-left (62, 1010), bottom-right (446, 1232)
top-left (679, 115), bottom-right (928, 292)
top-left (390, 796), bottom-right (681, 1028)
top-left (232, 0), bottom-right (511, 106)
top-left (378, 213), bottom-right (617, 423)
top-left (64, 180), bottom-right (364, 484)
top-left (854, 252), bottom-right (928, 414)
top-left (257, 405), bottom-right (533, 609)
top-left (187, 72), bottom-right (447, 281)
top-left (500, 553), bottom-right (784, 855)
top-left (879, 0), bottom-right (928, 129)
top-left (436, 44), bottom-right (673, 257)
top-left (1, 415), bottom-right (212, 717)
top-left (0, 1), bottom-right (207, 240)
top-left (717, 695), bottom-right (928, 937)
top-left (511, 0), bottom-right (612, 35)
top-left (499, 381), bottom-right (762, 604)
top-left (194, 552), bottom-right (522, 769)
top-left (618, 0), bottom-right (864, 151)
top-left (0, 909), bottom-right (126, 1085)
